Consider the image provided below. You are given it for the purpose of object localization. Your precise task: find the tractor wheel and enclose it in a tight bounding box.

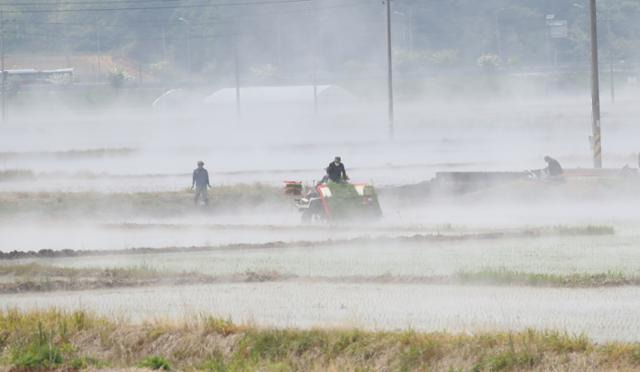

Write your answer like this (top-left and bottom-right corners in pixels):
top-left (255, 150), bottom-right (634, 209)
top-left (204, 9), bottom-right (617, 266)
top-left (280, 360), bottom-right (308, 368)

top-left (301, 209), bottom-right (313, 223)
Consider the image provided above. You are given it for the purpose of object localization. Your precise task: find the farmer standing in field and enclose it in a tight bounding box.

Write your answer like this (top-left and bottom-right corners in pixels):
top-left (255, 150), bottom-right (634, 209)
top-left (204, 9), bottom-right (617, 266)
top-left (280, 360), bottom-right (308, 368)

top-left (543, 156), bottom-right (563, 177)
top-left (191, 160), bottom-right (211, 206)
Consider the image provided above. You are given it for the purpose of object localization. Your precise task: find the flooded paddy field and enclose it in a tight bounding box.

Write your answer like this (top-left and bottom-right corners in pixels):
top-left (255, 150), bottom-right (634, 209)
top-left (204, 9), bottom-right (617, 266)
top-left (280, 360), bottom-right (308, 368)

top-left (3, 227), bottom-right (640, 278)
top-left (3, 202), bottom-right (640, 343)
top-left (4, 282), bottom-right (640, 343)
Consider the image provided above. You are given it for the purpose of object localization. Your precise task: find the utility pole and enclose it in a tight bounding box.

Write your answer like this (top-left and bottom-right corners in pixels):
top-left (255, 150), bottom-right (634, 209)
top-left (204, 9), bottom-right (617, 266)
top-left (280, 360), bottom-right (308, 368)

top-left (95, 23), bottom-right (102, 80)
top-left (178, 18), bottom-right (191, 74)
top-left (385, 0), bottom-right (395, 140)
top-left (606, 13), bottom-right (615, 103)
top-left (589, 0), bottom-right (602, 168)
top-left (407, 6), bottom-right (414, 53)
top-left (186, 28), bottom-right (191, 74)
top-left (312, 0), bottom-right (318, 115)
top-left (1, 10), bottom-right (6, 124)
top-left (276, 14), bottom-right (283, 70)
top-left (234, 38), bottom-right (241, 119)
top-left (161, 27), bottom-right (167, 61)
top-left (495, 12), bottom-right (503, 61)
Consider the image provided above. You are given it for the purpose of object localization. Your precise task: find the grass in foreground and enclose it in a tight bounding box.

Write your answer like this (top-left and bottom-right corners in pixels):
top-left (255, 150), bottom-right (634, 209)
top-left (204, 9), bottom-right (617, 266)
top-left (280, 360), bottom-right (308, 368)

top-left (1, 309), bottom-right (640, 371)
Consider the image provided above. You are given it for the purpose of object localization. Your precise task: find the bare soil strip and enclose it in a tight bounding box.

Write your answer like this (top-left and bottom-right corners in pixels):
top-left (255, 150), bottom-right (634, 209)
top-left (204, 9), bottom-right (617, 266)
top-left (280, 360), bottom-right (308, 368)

top-left (99, 222), bottom-right (611, 234)
top-left (100, 222), bottom-right (457, 232)
top-left (0, 225), bottom-right (613, 260)
top-left (2, 309), bottom-right (640, 371)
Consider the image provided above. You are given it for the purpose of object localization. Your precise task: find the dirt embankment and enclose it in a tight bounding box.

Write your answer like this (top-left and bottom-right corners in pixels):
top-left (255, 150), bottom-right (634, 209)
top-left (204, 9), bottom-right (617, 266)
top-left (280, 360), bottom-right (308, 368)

top-left (0, 184), bottom-right (288, 219)
top-left (381, 176), bottom-right (640, 204)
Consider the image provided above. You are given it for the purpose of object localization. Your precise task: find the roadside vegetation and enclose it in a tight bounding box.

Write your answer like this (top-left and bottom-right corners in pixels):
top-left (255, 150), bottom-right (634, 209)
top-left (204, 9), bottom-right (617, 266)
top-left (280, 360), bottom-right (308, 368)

top-left (1, 309), bottom-right (640, 371)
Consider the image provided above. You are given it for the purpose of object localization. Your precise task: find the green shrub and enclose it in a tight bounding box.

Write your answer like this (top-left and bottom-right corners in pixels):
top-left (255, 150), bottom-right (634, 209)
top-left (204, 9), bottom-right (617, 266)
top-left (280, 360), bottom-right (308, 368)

top-left (12, 344), bottom-right (64, 369)
top-left (10, 321), bottom-right (66, 369)
top-left (139, 355), bottom-right (172, 370)
top-left (249, 331), bottom-right (289, 361)
top-left (484, 350), bottom-right (539, 371)
top-left (70, 356), bottom-right (100, 369)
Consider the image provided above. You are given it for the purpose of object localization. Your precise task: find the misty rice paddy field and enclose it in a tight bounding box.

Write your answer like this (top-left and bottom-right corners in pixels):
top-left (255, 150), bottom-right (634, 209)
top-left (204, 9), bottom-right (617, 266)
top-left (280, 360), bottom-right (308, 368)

top-left (3, 98), bottom-right (640, 370)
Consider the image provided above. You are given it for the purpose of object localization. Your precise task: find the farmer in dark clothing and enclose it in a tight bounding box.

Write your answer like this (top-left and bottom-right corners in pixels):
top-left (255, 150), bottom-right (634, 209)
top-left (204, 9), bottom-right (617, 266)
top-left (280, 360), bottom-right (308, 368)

top-left (325, 156), bottom-right (349, 183)
top-left (544, 156), bottom-right (563, 177)
top-left (191, 161), bottom-right (211, 205)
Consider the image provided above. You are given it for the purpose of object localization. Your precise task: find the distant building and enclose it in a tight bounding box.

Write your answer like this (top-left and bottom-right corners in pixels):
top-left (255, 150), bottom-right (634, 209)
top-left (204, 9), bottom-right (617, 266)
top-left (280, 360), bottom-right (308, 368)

top-left (203, 85), bottom-right (356, 107)
top-left (3, 54), bottom-right (145, 82)
top-left (151, 85), bottom-right (358, 116)
top-left (2, 68), bottom-right (73, 84)
top-left (151, 89), bottom-right (194, 109)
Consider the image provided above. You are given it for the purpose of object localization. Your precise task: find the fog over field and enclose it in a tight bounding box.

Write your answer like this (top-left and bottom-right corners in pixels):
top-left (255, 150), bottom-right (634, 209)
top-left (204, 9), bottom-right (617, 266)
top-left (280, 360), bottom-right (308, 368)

top-left (3, 92), bottom-right (640, 344)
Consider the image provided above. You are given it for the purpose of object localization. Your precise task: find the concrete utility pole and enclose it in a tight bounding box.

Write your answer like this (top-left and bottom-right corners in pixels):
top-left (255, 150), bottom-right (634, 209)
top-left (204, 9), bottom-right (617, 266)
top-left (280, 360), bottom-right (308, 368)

top-left (276, 14), bottom-right (283, 71)
top-left (385, 0), bottom-right (395, 140)
top-left (589, 0), bottom-right (602, 168)
top-left (606, 13), bottom-right (615, 103)
top-left (234, 39), bottom-right (241, 119)
top-left (1, 10), bottom-right (6, 124)
top-left (406, 7), bottom-right (414, 53)
top-left (161, 27), bottom-right (168, 61)
top-left (178, 18), bottom-right (192, 74)
top-left (95, 23), bottom-right (102, 79)
top-left (312, 0), bottom-right (318, 115)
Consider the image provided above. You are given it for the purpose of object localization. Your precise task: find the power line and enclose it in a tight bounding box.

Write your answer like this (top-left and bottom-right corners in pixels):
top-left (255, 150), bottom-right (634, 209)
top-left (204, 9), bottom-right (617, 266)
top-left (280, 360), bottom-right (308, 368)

top-left (2, 0), bottom-right (313, 13)
top-left (7, 1), bottom-right (370, 27)
top-left (3, 29), bottom-right (243, 42)
top-left (0, 0), bottom-right (376, 53)
top-left (0, 0), bottom-right (179, 5)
